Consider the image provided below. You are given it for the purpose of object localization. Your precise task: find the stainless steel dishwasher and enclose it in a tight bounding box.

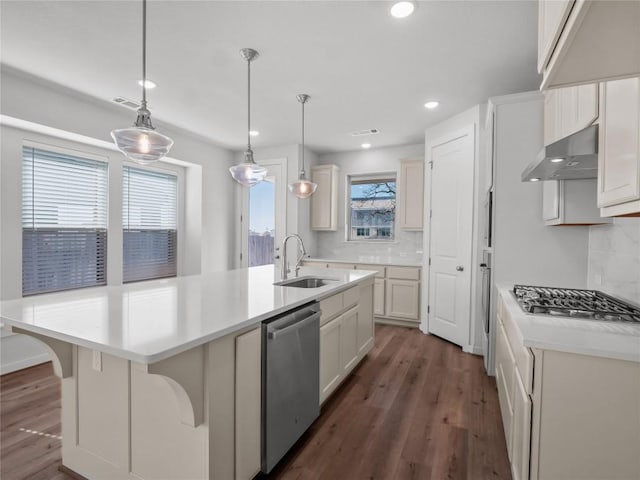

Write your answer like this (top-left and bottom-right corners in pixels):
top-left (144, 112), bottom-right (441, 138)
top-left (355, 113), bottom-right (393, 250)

top-left (262, 302), bottom-right (320, 474)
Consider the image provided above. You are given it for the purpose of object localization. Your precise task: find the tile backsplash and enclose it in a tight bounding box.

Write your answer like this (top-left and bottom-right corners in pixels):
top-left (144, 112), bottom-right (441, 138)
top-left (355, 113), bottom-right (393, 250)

top-left (588, 218), bottom-right (640, 303)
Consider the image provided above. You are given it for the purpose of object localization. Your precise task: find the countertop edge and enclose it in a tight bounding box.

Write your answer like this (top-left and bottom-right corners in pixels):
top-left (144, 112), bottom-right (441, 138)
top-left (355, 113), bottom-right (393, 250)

top-left (304, 257), bottom-right (422, 267)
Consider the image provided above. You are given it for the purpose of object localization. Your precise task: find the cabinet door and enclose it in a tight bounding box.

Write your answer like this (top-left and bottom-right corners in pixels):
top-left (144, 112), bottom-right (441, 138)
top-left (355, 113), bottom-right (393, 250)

top-left (311, 165), bottom-right (338, 230)
top-left (320, 317), bottom-right (342, 403)
top-left (385, 279), bottom-right (420, 321)
top-left (542, 180), bottom-right (561, 223)
top-left (340, 308), bottom-right (359, 373)
top-left (511, 369), bottom-right (532, 480)
top-left (543, 89), bottom-right (561, 145)
top-left (235, 328), bottom-right (262, 480)
top-left (357, 282), bottom-right (374, 354)
top-left (598, 78), bottom-right (640, 208)
top-left (537, 0), bottom-right (575, 73)
top-left (373, 278), bottom-right (385, 316)
top-left (398, 159), bottom-right (424, 230)
top-left (495, 319), bottom-right (515, 460)
top-left (575, 83), bottom-right (598, 131)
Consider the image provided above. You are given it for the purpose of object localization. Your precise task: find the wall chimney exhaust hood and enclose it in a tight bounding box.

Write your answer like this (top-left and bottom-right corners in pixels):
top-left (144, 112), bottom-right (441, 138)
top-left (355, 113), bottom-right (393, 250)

top-left (521, 125), bottom-right (598, 182)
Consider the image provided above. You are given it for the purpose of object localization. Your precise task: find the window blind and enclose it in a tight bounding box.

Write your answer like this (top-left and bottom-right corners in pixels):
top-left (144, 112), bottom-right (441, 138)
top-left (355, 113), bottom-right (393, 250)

top-left (22, 146), bottom-right (108, 295)
top-left (123, 166), bottom-right (177, 283)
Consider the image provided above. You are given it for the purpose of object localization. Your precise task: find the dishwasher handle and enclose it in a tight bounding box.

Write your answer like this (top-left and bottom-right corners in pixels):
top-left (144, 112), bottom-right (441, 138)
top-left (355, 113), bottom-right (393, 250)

top-left (267, 311), bottom-right (320, 340)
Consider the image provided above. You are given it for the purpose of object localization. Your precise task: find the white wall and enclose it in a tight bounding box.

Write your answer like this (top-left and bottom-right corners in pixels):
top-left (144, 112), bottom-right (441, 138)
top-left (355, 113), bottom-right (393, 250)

top-left (0, 67), bottom-right (237, 374)
top-left (313, 143), bottom-right (424, 261)
top-left (588, 219), bottom-right (640, 303)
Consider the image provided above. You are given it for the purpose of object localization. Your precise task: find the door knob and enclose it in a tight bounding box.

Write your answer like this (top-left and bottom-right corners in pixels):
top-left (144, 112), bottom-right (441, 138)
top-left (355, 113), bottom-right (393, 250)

top-left (456, 265), bottom-right (464, 272)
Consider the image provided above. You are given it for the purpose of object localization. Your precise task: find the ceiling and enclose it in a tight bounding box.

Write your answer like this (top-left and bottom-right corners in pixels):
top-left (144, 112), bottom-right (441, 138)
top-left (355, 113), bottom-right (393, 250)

top-left (0, 1), bottom-right (541, 153)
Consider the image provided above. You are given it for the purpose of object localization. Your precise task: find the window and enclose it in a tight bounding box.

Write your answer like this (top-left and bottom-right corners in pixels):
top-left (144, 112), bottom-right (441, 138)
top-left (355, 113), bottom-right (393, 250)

top-left (348, 175), bottom-right (396, 241)
top-left (123, 166), bottom-right (177, 283)
top-left (22, 146), bottom-right (108, 295)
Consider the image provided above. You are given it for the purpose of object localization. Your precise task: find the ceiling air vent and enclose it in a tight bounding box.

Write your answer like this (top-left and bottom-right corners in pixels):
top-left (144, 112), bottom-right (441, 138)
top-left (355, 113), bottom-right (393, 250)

top-left (112, 96), bottom-right (140, 110)
top-left (350, 128), bottom-right (380, 137)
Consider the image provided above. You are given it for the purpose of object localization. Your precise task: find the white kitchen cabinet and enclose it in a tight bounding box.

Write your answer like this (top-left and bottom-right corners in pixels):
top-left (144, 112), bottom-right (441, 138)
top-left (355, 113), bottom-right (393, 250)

top-left (385, 279), bottom-right (420, 321)
top-left (373, 278), bottom-right (385, 316)
top-left (235, 327), bottom-right (261, 480)
top-left (511, 368), bottom-right (532, 480)
top-left (538, 0), bottom-right (640, 90)
top-left (543, 84), bottom-right (598, 145)
top-left (319, 280), bottom-right (374, 404)
top-left (598, 77), bottom-right (640, 216)
top-left (310, 164), bottom-right (339, 230)
top-left (495, 319), bottom-right (515, 459)
top-left (542, 179), bottom-right (610, 225)
top-left (397, 159), bottom-right (424, 230)
top-left (537, 0), bottom-right (574, 74)
top-left (320, 316), bottom-right (342, 403)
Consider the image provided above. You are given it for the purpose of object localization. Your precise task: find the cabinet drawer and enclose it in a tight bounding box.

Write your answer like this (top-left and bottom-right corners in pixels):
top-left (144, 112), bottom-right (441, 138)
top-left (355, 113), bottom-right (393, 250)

top-left (343, 286), bottom-right (360, 310)
top-left (386, 266), bottom-right (420, 281)
top-left (327, 262), bottom-right (354, 270)
top-left (500, 299), bottom-right (534, 395)
top-left (320, 294), bottom-right (343, 325)
top-left (355, 264), bottom-right (385, 278)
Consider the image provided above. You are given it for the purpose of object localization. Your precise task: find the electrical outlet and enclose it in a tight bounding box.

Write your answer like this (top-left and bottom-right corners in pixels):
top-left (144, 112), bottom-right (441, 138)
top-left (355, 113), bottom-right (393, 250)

top-left (92, 350), bottom-right (102, 372)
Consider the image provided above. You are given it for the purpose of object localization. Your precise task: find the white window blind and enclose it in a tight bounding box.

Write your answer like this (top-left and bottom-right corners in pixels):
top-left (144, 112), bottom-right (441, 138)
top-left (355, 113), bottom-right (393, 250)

top-left (123, 166), bottom-right (177, 283)
top-left (22, 146), bottom-right (108, 295)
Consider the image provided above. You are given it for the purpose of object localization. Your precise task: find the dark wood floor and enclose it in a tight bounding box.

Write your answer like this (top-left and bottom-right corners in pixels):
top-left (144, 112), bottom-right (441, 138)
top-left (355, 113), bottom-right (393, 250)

top-left (1, 325), bottom-right (511, 480)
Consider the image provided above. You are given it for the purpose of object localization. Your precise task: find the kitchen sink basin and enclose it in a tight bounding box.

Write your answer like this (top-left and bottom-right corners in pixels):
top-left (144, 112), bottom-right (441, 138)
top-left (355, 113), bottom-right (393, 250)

top-left (273, 276), bottom-right (336, 288)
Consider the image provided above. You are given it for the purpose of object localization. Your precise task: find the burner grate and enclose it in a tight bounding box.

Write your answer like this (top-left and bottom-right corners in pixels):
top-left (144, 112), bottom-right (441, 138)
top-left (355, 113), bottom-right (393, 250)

top-left (512, 285), bottom-right (640, 323)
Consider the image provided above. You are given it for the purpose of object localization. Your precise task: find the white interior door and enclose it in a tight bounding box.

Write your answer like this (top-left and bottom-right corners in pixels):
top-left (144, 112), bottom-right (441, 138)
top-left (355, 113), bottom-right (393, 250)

top-left (426, 126), bottom-right (474, 347)
top-left (241, 159), bottom-right (287, 268)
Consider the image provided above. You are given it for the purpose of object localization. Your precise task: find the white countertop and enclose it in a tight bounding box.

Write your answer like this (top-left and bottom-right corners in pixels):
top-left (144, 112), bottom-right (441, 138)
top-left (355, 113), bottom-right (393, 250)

top-left (305, 255), bottom-right (422, 267)
top-left (497, 283), bottom-right (640, 363)
top-left (0, 265), bottom-right (375, 364)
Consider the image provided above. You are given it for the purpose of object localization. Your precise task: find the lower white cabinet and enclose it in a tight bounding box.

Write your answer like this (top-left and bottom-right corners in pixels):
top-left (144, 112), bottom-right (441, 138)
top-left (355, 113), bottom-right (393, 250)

top-left (497, 291), bottom-right (640, 480)
top-left (385, 279), bottom-right (420, 320)
top-left (235, 328), bottom-right (262, 480)
top-left (319, 281), bottom-right (375, 404)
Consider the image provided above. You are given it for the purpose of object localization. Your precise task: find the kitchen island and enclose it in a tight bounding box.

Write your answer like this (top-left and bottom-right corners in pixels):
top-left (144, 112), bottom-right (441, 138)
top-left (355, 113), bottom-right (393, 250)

top-left (0, 265), bottom-right (376, 480)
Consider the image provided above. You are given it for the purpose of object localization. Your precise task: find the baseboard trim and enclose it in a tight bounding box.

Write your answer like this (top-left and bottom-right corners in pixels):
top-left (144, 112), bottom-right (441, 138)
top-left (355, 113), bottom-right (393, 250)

top-left (375, 318), bottom-right (420, 328)
top-left (0, 353), bottom-right (50, 375)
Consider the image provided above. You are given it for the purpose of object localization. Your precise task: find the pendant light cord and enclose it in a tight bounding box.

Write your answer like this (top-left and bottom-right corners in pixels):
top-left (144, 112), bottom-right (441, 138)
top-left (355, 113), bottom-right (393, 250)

top-left (301, 100), bottom-right (305, 172)
top-left (247, 58), bottom-right (251, 150)
top-left (141, 0), bottom-right (147, 106)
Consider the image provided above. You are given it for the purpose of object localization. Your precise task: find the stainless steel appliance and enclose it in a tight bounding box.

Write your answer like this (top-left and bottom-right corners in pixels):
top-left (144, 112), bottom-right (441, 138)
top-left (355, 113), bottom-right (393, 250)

top-left (512, 285), bottom-right (640, 322)
top-left (262, 302), bottom-right (320, 473)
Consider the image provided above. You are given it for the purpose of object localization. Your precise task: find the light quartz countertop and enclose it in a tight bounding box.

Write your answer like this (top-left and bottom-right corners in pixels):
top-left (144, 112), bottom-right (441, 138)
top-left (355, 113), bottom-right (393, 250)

top-left (0, 265), bottom-right (376, 364)
top-left (497, 283), bottom-right (640, 363)
top-left (304, 255), bottom-right (422, 267)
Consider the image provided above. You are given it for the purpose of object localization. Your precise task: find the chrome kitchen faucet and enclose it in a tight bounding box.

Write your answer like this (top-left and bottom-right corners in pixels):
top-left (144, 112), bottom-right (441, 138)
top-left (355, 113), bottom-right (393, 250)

top-left (281, 234), bottom-right (307, 281)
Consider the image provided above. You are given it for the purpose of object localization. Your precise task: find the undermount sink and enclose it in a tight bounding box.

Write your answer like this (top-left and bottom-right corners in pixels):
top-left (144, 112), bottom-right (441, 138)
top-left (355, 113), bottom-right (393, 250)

top-left (274, 276), bottom-right (337, 288)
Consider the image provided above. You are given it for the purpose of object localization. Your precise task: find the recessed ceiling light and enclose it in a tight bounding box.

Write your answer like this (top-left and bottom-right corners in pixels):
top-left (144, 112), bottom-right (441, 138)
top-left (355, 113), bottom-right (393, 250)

top-left (361, 143), bottom-right (372, 149)
top-left (138, 79), bottom-right (156, 89)
top-left (390, 1), bottom-right (415, 18)
top-left (249, 130), bottom-right (260, 137)
top-left (530, 178), bottom-right (541, 182)
top-left (550, 157), bottom-right (565, 163)
top-left (424, 101), bottom-right (440, 109)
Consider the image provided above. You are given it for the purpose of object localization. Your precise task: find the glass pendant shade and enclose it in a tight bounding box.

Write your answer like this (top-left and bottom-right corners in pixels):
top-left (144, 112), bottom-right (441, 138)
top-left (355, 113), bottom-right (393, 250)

top-left (111, 126), bottom-right (173, 165)
top-left (111, 0), bottom-right (173, 165)
top-left (229, 149), bottom-right (267, 186)
top-left (288, 171), bottom-right (318, 198)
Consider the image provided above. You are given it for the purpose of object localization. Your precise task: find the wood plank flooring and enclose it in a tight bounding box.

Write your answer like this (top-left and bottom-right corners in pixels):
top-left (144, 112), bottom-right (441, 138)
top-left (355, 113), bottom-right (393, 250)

top-left (0, 325), bottom-right (511, 480)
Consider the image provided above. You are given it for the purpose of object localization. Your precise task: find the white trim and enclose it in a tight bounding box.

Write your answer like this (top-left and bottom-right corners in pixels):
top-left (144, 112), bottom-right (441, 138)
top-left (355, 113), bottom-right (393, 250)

top-left (0, 353), bottom-right (50, 375)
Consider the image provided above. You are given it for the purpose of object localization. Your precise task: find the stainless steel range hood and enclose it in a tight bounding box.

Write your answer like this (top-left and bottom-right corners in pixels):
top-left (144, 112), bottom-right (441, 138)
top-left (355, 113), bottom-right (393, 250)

top-left (521, 125), bottom-right (598, 182)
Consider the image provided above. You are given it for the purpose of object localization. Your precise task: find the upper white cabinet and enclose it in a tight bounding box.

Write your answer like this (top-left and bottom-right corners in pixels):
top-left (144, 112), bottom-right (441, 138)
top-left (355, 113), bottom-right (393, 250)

top-left (543, 84), bottom-right (598, 145)
top-left (310, 164), bottom-right (339, 230)
top-left (598, 77), bottom-right (640, 216)
top-left (397, 159), bottom-right (424, 230)
top-left (538, 0), bottom-right (640, 90)
top-left (542, 179), bottom-right (609, 226)
top-left (537, 0), bottom-right (574, 74)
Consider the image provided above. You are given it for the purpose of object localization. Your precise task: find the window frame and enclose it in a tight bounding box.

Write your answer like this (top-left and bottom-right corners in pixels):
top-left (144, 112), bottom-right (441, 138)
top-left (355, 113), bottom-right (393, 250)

top-left (21, 141), bottom-right (110, 296)
top-left (345, 172), bottom-right (398, 243)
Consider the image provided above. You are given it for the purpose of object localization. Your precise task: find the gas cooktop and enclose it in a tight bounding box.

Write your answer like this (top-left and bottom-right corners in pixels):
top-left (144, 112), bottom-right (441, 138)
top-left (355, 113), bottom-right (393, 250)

top-left (512, 285), bottom-right (640, 323)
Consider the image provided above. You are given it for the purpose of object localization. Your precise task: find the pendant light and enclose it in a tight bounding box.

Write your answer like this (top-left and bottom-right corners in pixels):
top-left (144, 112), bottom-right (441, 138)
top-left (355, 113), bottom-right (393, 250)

top-left (288, 94), bottom-right (318, 198)
top-left (229, 48), bottom-right (267, 187)
top-left (111, 0), bottom-right (173, 165)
